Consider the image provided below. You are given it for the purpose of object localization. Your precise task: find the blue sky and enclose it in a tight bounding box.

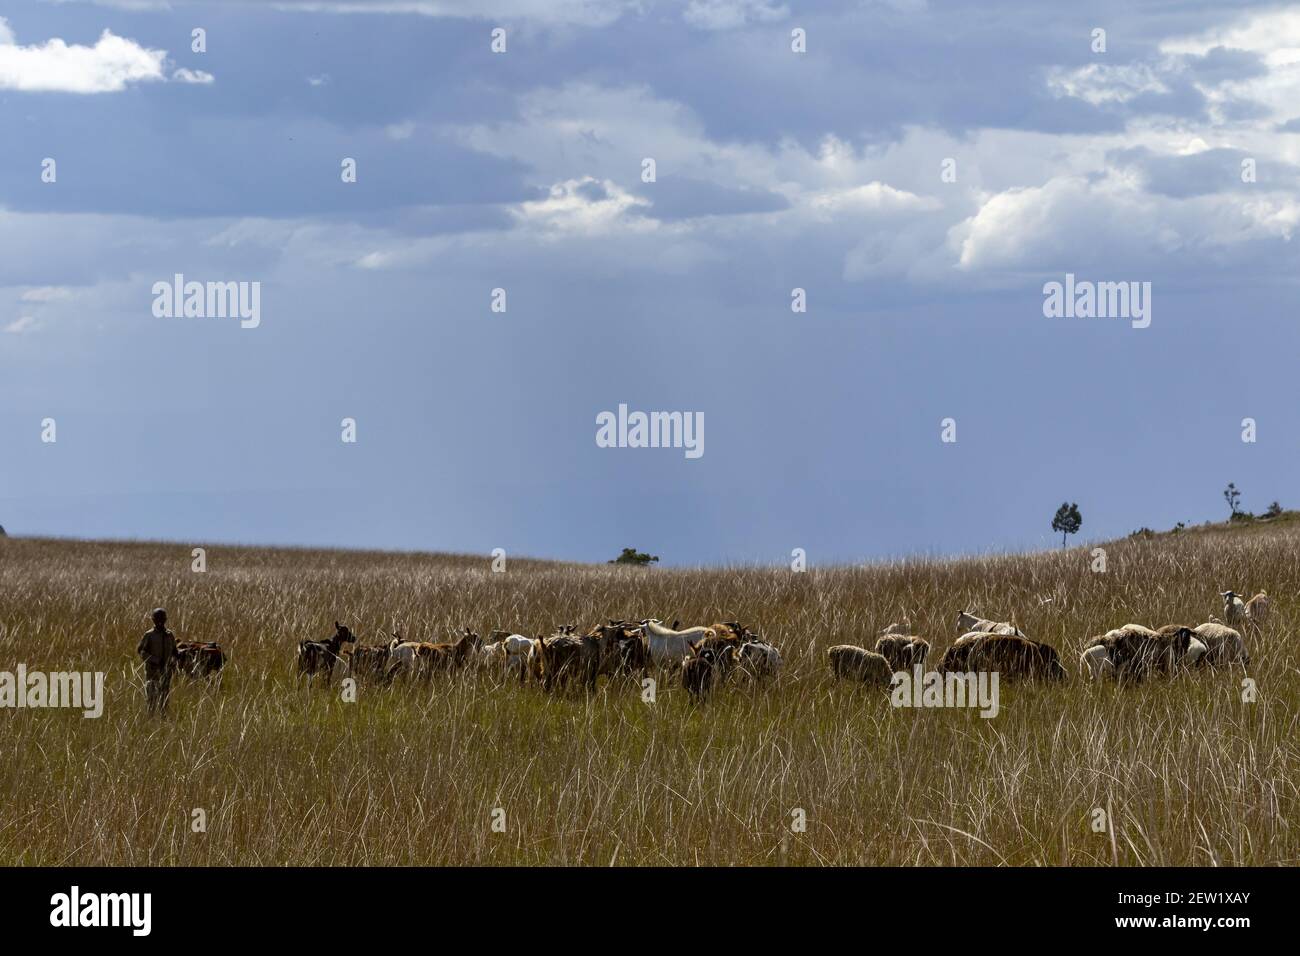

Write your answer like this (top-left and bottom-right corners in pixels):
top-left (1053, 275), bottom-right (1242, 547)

top-left (2, 0), bottom-right (1299, 565)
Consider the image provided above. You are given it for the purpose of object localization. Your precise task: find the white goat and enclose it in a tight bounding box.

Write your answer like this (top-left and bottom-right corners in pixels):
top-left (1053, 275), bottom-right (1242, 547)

top-left (640, 619), bottom-right (714, 666)
top-left (736, 640), bottom-right (783, 681)
top-left (955, 611), bottom-right (1025, 638)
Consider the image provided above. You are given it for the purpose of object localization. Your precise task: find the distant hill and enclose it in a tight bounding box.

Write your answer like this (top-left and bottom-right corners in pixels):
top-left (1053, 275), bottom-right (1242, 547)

top-left (1128, 509), bottom-right (1300, 541)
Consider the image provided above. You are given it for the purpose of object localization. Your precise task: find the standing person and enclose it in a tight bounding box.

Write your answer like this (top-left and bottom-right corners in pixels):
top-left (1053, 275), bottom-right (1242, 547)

top-left (137, 607), bottom-right (178, 716)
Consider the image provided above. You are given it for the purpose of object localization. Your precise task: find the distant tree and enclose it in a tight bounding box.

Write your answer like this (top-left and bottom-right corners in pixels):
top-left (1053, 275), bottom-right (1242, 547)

top-left (609, 547), bottom-right (659, 566)
top-left (1051, 502), bottom-right (1082, 548)
top-left (1265, 501), bottom-right (1283, 519)
top-left (0, 524), bottom-right (6, 536)
top-left (1224, 482), bottom-right (1242, 517)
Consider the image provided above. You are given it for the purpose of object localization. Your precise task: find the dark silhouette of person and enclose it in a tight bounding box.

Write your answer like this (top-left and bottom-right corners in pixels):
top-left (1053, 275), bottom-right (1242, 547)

top-left (137, 608), bottom-right (178, 716)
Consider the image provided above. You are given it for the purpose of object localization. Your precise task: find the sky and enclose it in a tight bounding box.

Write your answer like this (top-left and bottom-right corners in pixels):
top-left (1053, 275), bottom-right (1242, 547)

top-left (1, 0), bottom-right (1298, 566)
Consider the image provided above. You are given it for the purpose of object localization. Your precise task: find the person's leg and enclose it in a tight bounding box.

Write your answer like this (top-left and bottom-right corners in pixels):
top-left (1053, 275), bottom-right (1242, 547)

top-left (158, 669), bottom-right (173, 716)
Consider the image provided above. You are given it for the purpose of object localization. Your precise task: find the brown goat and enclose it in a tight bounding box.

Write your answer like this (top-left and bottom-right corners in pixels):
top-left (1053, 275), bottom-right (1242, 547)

top-left (175, 641), bottom-right (225, 680)
top-left (682, 646), bottom-right (733, 701)
top-left (348, 643), bottom-right (391, 681)
top-left (536, 633), bottom-right (603, 692)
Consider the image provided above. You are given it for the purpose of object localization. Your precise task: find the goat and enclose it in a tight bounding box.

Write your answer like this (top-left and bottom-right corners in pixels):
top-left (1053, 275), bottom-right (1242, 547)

top-left (175, 641), bottom-right (225, 680)
top-left (955, 611), bottom-right (1026, 638)
top-left (735, 640), bottom-right (783, 682)
top-left (347, 643), bottom-right (391, 681)
top-left (682, 646), bottom-right (734, 701)
top-left (640, 619), bottom-right (715, 667)
top-left (297, 622), bottom-right (355, 686)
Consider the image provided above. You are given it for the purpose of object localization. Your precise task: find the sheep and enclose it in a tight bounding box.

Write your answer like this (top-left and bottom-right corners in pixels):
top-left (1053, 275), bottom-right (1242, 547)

top-left (1192, 622), bottom-right (1250, 668)
top-left (940, 631), bottom-right (1002, 671)
top-left (826, 645), bottom-right (893, 686)
top-left (1081, 624), bottom-right (1201, 682)
top-left (955, 611), bottom-right (1026, 639)
top-left (1244, 591), bottom-right (1270, 631)
top-left (1151, 624), bottom-right (1216, 675)
top-left (879, 622), bottom-right (912, 637)
top-left (1079, 644), bottom-right (1114, 682)
top-left (874, 635), bottom-right (930, 671)
top-left (962, 635), bottom-right (1066, 681)
top-left (1220, 591), bottom-right (1247, 629)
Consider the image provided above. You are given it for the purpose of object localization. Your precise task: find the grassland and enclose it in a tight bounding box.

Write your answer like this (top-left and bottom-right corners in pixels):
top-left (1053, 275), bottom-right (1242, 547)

top-left (0, 526), bottom-right (1296, 866)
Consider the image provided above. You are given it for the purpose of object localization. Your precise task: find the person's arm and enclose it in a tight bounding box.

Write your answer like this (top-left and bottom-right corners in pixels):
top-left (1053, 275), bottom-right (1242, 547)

top-left (136, 633), bottom-right (150, 661)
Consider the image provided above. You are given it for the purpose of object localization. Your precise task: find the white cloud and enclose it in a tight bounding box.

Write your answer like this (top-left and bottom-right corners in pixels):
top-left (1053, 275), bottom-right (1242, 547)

top-left (0, 18), bottom-right (168, 93)
top-left (386, 120), bottom-right (416, 140)
top-left (1162, 9), bottom-right (1300, 124)
top-left (513, 176), bottom-right (654, 236)
top-left (1047, 62), bottom-right (1170, 105)
top-left (1162, 9), bottom-right (1300, 66)
top-left (806, 181), bottom-right (940, 216)
top-left (683, 1), bottom-right (788, 31)
top-left (20, 287), bottom-right (73, 302)
top-left (269, 1), bottom-right (638, 26)
top-left (949, 172), bottom-right (1299, 274)
top-left (172, 67), bottom-right (214, 84)
top-left (4, 316), bottom-right (39, 334)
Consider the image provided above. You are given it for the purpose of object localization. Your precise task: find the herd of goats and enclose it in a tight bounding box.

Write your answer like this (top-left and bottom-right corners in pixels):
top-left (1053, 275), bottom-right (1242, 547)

top-left (169, 589), bottom-right (1268, 700)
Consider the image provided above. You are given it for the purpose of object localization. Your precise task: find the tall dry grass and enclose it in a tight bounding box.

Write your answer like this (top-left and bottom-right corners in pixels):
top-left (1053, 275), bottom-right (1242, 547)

top-left (0, 528), bottom-right (1296, 866)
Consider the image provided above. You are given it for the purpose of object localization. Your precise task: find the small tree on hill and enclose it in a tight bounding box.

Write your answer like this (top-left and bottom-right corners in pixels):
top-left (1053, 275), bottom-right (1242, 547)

top-left (1224, 482), bottom-right (1242, 517)
top-left (1265, 501), bottom-right (1282, 519)
top-left (610, 547), bottom-right (659, 566)
top-left (1051, 502), bottom-right (1082, 548)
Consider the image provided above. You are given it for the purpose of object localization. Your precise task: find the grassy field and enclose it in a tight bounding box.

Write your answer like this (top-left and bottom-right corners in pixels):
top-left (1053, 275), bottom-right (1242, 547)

top-left (0, 526), bottom-right (1296, 866)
